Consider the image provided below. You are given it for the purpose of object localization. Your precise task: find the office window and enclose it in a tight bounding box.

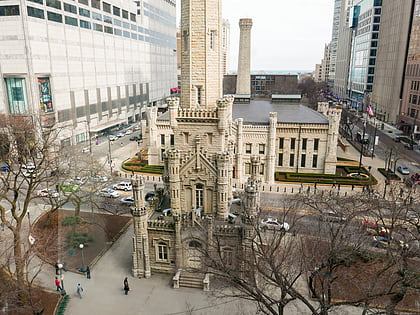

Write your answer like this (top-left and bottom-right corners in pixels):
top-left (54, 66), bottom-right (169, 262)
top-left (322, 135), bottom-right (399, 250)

top-left (92, 12), bottom-right (101, 21)
top-left (161, 134), bottom-right (165, 145)
top-left (290, 138), bottom-right (296, 150)
top-left (372, 25), bottom-right (379, 31)
top-left (123, 30), bottom-right (130, 38)
top-left (170, 135), bottom-right (174, 146)
top-left (46, 0), bottom-right (61, 9)
top-left (301, 154), bottom-right (306, 168)
top-left (123, 21), bottom-right (129, 29)
top-left (102, 2), bottom-right (110, 13)
top-left (47, 11), bottom-right (62, 23)
top-left (372, 32), bottom-right (379, 39)
top-left (28, 0), bottom-right (43, 4)
top-left (64, 3), bottom-right (76, 14)
top-left (245, 143), bottom-right (251, 154)
top-left (93, 23), bottom-right (102, 31)
top-left (65, 15), bottom-right (77, 26)
top-left (245, 163), bottom-right (251, 175)
top-left (0, 5), bottom-right (20, 16)
top-left (104, 25), bottom-right (112, 33)
top-left (370, 49), bottom-right (377, 57)
top-left (312, 155), bottom-right (318, 168)
top-left (78, 0), bottom-right (88, 5)
top-left (279, 137), bottom-right (284, 149)
top-left (302, 138), bottom-right (307, 150)
top-left (27, 6), bottom-right (44, 19)
top-left (259, 144), bottom-right (265, 154)
top-left (368, 67), bottom-right (375, 74)
top-left (103, 15), bottom-right (112, 23)
top-left (209, 30), bottom-right (215, 49)
top-left (369, 58), bottom-right (376, 65)
top-left (131, 33), bottom-right (137, 39)
top-left (112, 6), bottom-right (120, 16)
top-left (367, 76), bottom-right (374, 83)
top-left (374, 8), bottom-right (381, 14)
top-left (79, 8), bottom-right (90, 17)
top-left (130, 12), bottom-right (136, 22)
top-left (5, 78), bottom-right (29, 114)
top-left (314, 139), bottom-right (319, 151)
top-left (122, 9), bottom-right (128, 19)
top-left (91, 0), bottom-right (100, 9)
top-left (278, 153), bottom-right (283, 166)
top-left (79, 19), bottom-right (90, 28)
top-left (114, 28), bottom-right (122, 36)
top-left (114, 19), bottom-right (121, 26)
top-left (289, 154), bottom-right (295, 167)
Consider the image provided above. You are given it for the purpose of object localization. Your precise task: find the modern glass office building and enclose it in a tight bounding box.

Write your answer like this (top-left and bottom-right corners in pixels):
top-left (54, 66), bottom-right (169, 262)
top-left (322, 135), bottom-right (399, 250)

top-left (0, 0), bottom-right (177, 146)
top-left (347, 0), bottom-right (382, 110)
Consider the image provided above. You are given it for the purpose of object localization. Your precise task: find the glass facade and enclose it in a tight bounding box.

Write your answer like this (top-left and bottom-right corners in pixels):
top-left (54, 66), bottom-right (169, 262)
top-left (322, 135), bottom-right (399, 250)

top-left (348, 0), bottom-right (382, 109)
top-left (5, 78), bottom-right (29, 114)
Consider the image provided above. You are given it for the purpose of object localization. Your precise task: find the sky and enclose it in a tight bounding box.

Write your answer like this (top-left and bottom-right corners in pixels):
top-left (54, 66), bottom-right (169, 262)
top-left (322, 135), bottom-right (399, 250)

top-left (176, 0), bottom-right (335, 72)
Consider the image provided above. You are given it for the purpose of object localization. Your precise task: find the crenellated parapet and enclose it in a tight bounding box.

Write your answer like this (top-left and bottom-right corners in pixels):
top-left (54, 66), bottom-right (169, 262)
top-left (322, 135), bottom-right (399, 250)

top-left (214, 224), bottom-right (242, 235)
top-left (216, 151), bottom-right (230, 163)
top-left (317, 102), bottom-right (329, 116)
top-left (167, 97), bottom-right (180, 108)
top-left (177, 107), bottom-right (218, 119)
top-left (148, 220), bottom-right (175, 230)
top-left (165, 149), bottom-right (181, 161)
top-left (216, 95), bottom-right (234, 108)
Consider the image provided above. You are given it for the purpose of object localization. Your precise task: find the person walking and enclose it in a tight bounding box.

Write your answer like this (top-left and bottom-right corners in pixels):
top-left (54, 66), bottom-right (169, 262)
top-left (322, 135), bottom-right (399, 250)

top-left (76, 283), bottom-right (84, 299)
top-left (54, 277), bottom-right (62, 292)
top-left (86, 266), bottom-right (91, 279)
top-left (123, 277), bottom-right (130, 295)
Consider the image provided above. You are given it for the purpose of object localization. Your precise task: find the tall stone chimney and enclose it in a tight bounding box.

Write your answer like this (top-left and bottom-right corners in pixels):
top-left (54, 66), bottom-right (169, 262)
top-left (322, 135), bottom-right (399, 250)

top-left (236, 18), bottom-right (253, 95)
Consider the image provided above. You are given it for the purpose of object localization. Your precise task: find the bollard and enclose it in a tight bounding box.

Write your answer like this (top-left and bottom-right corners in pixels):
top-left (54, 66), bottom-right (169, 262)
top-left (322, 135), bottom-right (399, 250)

top-left (337, 191), bottom-right (339, 196)
top-left (291, 188), bottom-right (294, 193)
top-left (338, 184), bottom-right (341, 191)
top-left (345, 192), bottom-right (347, 197)
top-left (299, 188), bottom-right (302, 193)
top-left (351, 184), bottom-right (354, 191)
top-left (307, 186), bottom-right (310, 193)
top-left (277, 187), bottom-right (279, 192)
top-left (284, 187), bottom-right (286, 193)
top-left (270, 186), bottom-right (272, 192)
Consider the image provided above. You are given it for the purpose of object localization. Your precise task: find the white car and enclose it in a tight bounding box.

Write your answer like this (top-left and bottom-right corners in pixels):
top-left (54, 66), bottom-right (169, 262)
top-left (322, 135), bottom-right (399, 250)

top-left (320, 210), bottom-right (346, 222)
top-left (37, 188), bottom-right (59, 198)
top-left (113, 181), bottom-right (132, 191)
top-left (99, 189), bottom-right (120, 198)
top-left (397, 165), bottom-right (410, 175)
top-left (22, 163), bottom-right (36, 172)
top-left (81, 147), bottom-right (90, 153)
top-left (125, 129), bottom-right (133, 135)
top-left (260, 218), bottom-right (290, 231)
top-left (116, 132), bottom-right (125, 138)
top-left (90, 175), bottom-right (109, 182)
top-left (120, 196), bottom-right (135, 205)
top-left (108, 135), bottom-right (118, 141)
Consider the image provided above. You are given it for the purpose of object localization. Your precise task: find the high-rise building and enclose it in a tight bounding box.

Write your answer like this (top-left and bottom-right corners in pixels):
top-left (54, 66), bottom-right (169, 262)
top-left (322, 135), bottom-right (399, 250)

top-left (0, 0), bottom-right (177, 146)
top-left (332, 0), bottom-right (354, 100)
top-left (328, 0), bottom-right (343, 87)
top-left (370, 1), bottom-right (413, 122)
top-left (344, 0), bottom-right (413, 123)
top-left (314, 43), bottom-right (331, 83)
top-left (399, 0), bottom-right (420, 140)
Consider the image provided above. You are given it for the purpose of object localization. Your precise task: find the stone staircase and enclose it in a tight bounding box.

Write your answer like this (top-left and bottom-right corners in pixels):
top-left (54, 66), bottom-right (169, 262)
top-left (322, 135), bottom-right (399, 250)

top-left (173, 270), bottom-right (210, 291)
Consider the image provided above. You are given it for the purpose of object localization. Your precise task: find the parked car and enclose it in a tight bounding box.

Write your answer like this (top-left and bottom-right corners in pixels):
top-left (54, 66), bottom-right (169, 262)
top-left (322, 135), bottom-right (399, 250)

top-left (22, 163), bottom-right (36, 172)
top-left (61, 182), bottom-right (79, 194)
top-left (145, 191), bottom-right (155, 201)
top-left (37, 188), bottom-right (59, 198)
top-left (99, 188), bottom-right (120, 198)
top-left (0, 165), bottom-right (10, 172)
top-left (81, 147), bottom-right (90, 153)
top-left (125, 129), bottom-right (133, 135)
top-left (133, 126), bottom-right (141, 131)
top-left (129, 136), bottom-right (140, 141)
top-left (108, 135), bottom-right (118, 141)
top-left (373, 236), bottom-right (408, 250)
top-left (162, 208), bottom-right (172, 216)
top-left (90, 175), bottom-right (109, 182)
top-left (228, 198), bottom-right (241, 206)
top-left (361, 222), bottom-right (389, 236)
top-left (116, 132), bottom-right (125, 138)
top-left (260, 217), bottom-right (290, 231)
top-left (393, 136), bottom-right (401, 142)
top-left (113, 181), bottom-right (132, 191)
top-left (23, 170), bottom-right (38, 178)
top-left (403, 142), bottom-right (413, 150)
top-left (319, 210), bottom-right (346, 222)
top-left (120, 196), bottom-right (135, 205)
top-left (397, 165), bottom-right (410, 175)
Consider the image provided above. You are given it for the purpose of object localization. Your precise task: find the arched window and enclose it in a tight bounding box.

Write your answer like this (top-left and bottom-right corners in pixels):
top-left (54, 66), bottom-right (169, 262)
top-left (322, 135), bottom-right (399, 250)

top-left (189, 240), bottom-right (202, 248)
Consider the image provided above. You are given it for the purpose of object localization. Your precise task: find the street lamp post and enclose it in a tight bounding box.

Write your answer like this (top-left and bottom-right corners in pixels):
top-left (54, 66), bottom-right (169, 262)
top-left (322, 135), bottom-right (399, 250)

top-left (108, 139), bottom-right (113, 176)
top-left (79, 244), bottom-right (86, 272)
top-left (358, 119), bottom-right (367, 175)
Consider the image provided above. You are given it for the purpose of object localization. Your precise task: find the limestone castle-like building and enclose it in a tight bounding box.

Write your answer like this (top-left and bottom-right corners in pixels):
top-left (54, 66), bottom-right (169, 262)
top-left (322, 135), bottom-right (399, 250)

top-left (131, 0), bottom-right (341, 289)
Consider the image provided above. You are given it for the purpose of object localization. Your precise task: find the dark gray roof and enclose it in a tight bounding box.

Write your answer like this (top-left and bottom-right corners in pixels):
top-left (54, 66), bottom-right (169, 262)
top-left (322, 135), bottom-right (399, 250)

top-left (233, 100), bottom-right (328, 125)
top-left (157, 100), bottom-right (329, 125)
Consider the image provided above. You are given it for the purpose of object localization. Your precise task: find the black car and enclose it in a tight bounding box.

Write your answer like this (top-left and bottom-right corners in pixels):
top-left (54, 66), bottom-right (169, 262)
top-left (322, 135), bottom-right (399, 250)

top-left (129, 136), bottom-right (139, 141)
top-left (145, 191), bottom-right (155, 201)
top-left (0, 165), bottom-right (10, 172)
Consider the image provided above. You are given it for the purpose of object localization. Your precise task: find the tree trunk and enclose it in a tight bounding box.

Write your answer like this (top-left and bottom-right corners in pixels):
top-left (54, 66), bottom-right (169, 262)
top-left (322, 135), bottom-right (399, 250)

top-left (13, 220), bottom-right (26, 305)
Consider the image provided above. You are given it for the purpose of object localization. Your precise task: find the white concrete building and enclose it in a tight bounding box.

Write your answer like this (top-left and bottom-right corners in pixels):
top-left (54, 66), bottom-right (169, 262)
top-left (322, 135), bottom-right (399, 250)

top-left (0, 0), bottom-right (177, 146)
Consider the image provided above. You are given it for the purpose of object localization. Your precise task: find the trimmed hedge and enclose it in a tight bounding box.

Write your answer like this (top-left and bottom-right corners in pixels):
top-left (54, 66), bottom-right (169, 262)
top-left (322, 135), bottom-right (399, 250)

top-left (122, 160), bottom-right (164, 174)
top-left (377, 168), bottom-right (400, 181)
top-left (274, 169), bottom-right (377, 186)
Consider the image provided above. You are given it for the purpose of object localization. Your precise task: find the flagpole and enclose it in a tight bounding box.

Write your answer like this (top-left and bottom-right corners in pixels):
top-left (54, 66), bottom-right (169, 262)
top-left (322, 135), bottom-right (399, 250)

top-left (358, 118), bottom-right (366, 175)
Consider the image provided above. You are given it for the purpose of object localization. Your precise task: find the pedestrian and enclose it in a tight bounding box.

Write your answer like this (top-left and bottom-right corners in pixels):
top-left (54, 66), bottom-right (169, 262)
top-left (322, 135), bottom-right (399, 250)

top-left (1, 222), bottom-right (4, 231)
top-left (76, 283), bottom-right (83, 299)
top-left (123, 277), bottom-right (130, 295)
top-left (54, 263), bottom-right (59, 275)
top-left (55, 277), bottom-right (62, 292)
top-left (86, 266), bottom-right (91, 279)
top-left (120, 142), bottom-right (123, 147)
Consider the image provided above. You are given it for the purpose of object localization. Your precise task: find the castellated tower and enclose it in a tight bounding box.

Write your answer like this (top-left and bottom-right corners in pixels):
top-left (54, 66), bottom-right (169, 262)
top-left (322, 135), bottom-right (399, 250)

top-left (131, 176), bottom-right (151, 278)
top-left (236, 18), bottom-right (253, 95)
top-left (180, 0), bottom-right (223, 108)
top-left (165, 149), bottom-right (182, 216)
top-left (324, 106), bottom-right (342, 174)
top-left (216, 151), bottom-right (230, 219)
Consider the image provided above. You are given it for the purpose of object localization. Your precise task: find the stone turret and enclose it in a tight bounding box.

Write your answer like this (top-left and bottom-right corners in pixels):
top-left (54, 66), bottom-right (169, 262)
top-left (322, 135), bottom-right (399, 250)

top-left (266, 112), bottom-right (277, 184)
top-left (131, 176), bottom-right (151, 278)
top-left (166, 149), bottom-right (181, 215)
top-left (243, 177), bottom-right (259, 218)
top-left (250, 155), bottom-right (260, 182)
top-left (236, 18), bottom-right (253, 95)
top-left (324, 107), bottom-right (342, 174)
top-left (317, 102), bottom-right (329, 116)
top-left (216, 151), bottom-right (230, 218)
top-left (167, 97), bottom-right (179, 129)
